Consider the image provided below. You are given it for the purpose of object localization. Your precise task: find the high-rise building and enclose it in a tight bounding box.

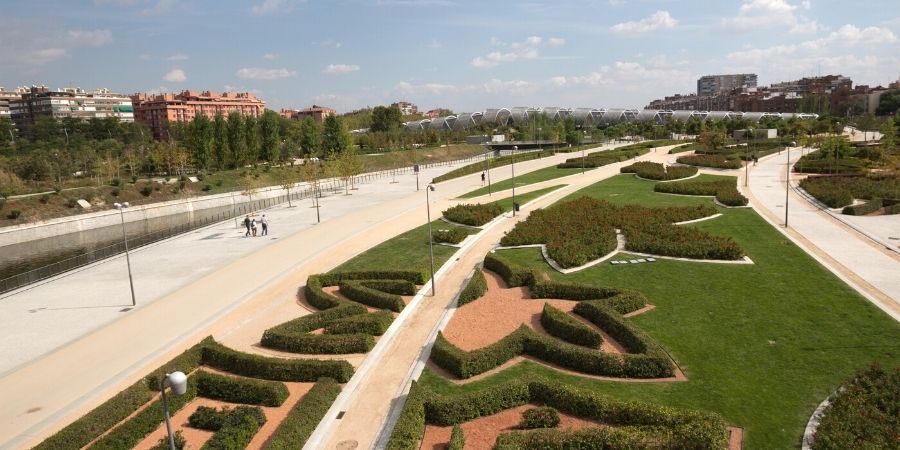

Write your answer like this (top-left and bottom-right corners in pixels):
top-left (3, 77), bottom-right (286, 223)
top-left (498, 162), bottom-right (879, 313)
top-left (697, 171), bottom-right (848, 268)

top-left (697, 74), bottom-right (758, 96)
top-left (279, 105), bottom-right (335, 123)
top-left (391, 101), bottom-right (418, 116)
top-left (9, 86), bottom-right (134, 133)
top-left (0, 87), bottom-right (26, 119)
top-left (131, 90), bottom-right (265, 139)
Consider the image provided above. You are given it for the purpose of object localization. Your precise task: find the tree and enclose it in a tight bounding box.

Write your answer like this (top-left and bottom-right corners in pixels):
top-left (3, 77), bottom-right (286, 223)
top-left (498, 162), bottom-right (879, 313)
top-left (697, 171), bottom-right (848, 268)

top-left (299, 117), bottom-right (321, 157)
top-left (874, 90), bottom-right (900, 116)
top-left (879, 119), bottom-right (896, 156)
top-left (856, 113), bottom-right (877, 142)
top-left (244, 114), bottom-right (260, 164)
top-left (698, 130), bottom-right (727, 151)
top-left (0, 118), bottom-right (14, 145)
top-left (188, 114), bottom-right (214, 171)
top-left (563, 116), bottom-right (582, 146)
top-left (259, 110), bottom-right (281, 163)
top-left (226, 112), bottom-right (247, 168)
top-left (300, 157), bottom-right (323, 208)
top-left (213, 114), bottom-right (229, 170)
top-left (276, 167), bottom-right (298, 207)
top-left (336, 147), bottom-right (364, 194)
top-left (322, 115), bottom-right (351, 155)
top-left (370, 105), bottom-right (402, 133)
top-left (239, 175), bottom-right (263, 211)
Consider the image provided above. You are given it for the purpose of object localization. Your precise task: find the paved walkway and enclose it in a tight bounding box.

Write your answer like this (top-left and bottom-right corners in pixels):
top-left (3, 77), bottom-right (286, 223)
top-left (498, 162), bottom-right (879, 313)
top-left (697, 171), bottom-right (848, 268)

top-left (0, 145), bottom-right (627, 449)
top-left (744, 149), bottom-right (900, 320)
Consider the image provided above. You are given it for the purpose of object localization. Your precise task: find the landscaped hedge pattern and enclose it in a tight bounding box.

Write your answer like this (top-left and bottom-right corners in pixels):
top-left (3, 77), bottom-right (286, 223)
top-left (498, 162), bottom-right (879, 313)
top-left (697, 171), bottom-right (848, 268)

top-left (842, 198), bottom-right (882, 215)
top-left (432, 228), bottom-right (468, 244)
top-left (557, 146), bottom-right (651, 169)
top-left (426, 380), bottom-right (531, 425)
top-left (520, 406), bottom-right (560, 429)
top-left (799, 175), bottom-right (900, 210)
top-left (502, 196), bottom-right (741, 266)
top-left (324, 310), bottom-right (393, 336)
top-left (794, 156), bottom-right (867, 174)
top-left (676, 154), bottom-right (742, 169)
top-left (189, 406), bottom-right (229, 431)
top-left (200, 406), bottom-right (266, 450)
top-left (484, 253), bottom-right (538, 288)
top-left (195, 371), bottom-right (289, 407)
top-left (540, 303), bottom-right (603, 348)
top-left (654, 178), bottom-right (749, 207)
top-left (260, 302), bottom-right (374, 354)
top-left (202, 340), bottom-right (354, 382)
top-left (457, 268), bottom-right (487, 306)
top-left (621, 161), bottom-right (698, 181)
top-left (263, 378), bottom-right (342, 450)
top-left (433, 151), bottom-right (553, 183)
top-left (812, 364), bottom-right (899, 450)
top-left (448, 425), bottom-right (465, 450)
top-left (339, 280), bottom-right (406, 312)
top-left (442, 202), bottom-right (503, 226)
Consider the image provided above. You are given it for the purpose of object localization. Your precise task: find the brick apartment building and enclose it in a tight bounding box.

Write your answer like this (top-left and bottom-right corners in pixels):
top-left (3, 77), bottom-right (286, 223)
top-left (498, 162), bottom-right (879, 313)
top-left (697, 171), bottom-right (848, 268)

top-left (9, 86), bottom-right (134, 133)
top-left (279, 105), bottom-right (335, 123)
top-left (131, 90), bottom-right (265, 139)
top-left (392, 101), bottom-right (418, 116)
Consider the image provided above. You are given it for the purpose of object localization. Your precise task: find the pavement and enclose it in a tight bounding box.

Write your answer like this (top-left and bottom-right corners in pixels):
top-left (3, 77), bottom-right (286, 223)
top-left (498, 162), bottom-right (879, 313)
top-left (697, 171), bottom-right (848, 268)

top-left (0, 144), bottom-right (628, 449)
top-left (743, 148), bottom-right (900, 320)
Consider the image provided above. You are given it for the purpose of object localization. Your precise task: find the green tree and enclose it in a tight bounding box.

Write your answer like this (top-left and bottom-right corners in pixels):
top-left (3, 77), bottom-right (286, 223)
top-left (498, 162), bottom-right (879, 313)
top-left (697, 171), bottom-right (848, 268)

top-left (563, 116), bottom-right (582, 146)
top-left (370, 105), bottom-right (402, 133)
top-left (874, 90), bottom-right (900, 116)
top-left (276, 167), bottom-right (298, 207)
top-left (259, 110), bottom-right (281, 163)
top-left (336, 146), bottom-right (364, 194)
top-left (188, 114), bottom-right (214, 170)
top-left (698, 130), bottom-right (727, 151)
top-left (856, 112), bottom-right (877, 141)
top-left (879, 119), bottom-right (896, 155)
top-left (244, 114), bottom-right (260, 164)
top-left (0, 117), bottom-right (14, 145)
top-left (299, 117), bottom-right (321, 157)
top-left (322, 115), bottom-right (351, 155)
top-left (212, 114), bottom-right (229, 169)
top-left (226, 112), bottom-right (247, 168)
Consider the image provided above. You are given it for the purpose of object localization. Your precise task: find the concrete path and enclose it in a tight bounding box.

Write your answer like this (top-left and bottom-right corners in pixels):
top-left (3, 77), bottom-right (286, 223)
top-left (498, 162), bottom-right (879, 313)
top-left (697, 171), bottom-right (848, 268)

top-left (744, 149), bottom-right (900, 320)
top-left (0, 144), bottom-right (629, 449)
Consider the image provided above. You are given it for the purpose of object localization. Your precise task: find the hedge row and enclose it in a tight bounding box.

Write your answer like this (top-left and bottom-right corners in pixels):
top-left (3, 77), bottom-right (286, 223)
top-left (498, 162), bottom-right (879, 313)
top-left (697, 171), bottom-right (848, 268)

top-left (201, 340), bottom-right (354, 383)
top-left (425, 380), bottom-right (531, 425)
top-left (386, 381), bottom-right (436, 450)
top-left (676, 154), bottom-right (742, 169)
top-left (442, 202), bottom-right (504, 226)
top-left (842, 198), bottom-right (882, 215)
top-left (195, 371), bottom-right (289, 407)
top-left (494, 427), bottom-right (654, 449)
top-left (340, 280), bottom-right (406, 312)
top-left (457, 268), bottom-right (487, 306)
top-left (432, 228), bottom-right (468, 244)
top-left (557, 146), bottom-right (650, 169)
top-left (448, 425), bottom-right (465, 450)
top-left (325, 310), bottom-right (394, 336)
top-left (885, 203), bottom-right (900, 215)
top-left (260, 303), bottom-right (374, 354)
top-left (620, 161), bottom-right (698, 181)
top-left (433, 151), bottom-right (553, 183)
top-left (484, 253), bottom-right (538, 288)
top-left (540, 303), bottom-right (603, 348)
top-left (653, 178), bottom-right (748, 207)
top-left (263, 378), bottom-right (342, 450)
top-left (36, 341), bottom-right (207, 450)
top-left (793, 157), bottom-right (867, 174)
top-left (201, 406), bottom-right (266, 450)
top-left (521, 406), bottom-right (560, 429)
top-left (799, 177), bottom-right (854, 208)
top-left (799, 175), bottom-right (900, 210)
top-left (623, 223), bottom-right (744, 260)
top-left (189, 406), bottom-right (228, 431)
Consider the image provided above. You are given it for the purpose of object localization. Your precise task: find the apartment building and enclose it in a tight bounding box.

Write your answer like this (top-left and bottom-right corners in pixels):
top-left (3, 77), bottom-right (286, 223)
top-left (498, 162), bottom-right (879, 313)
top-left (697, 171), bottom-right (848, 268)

top-left (0, 87), bottom-right (26, 119)
top-left (9, 86), bottom-right (134, 132)
top-left (392, 101), bottom-right (418, 116)
top-left (131, 90), bottom-right (265, 139)
top-left (279, 105), bottom-right (335, 123)
top-left (697, 74), bottom-right (758, 97)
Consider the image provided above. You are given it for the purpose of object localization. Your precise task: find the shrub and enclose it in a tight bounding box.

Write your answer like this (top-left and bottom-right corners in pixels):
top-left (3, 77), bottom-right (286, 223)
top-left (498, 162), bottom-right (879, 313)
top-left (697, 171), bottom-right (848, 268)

top-left (812, 363), bottom-right (899, 450)
top-left (263, 378), bottom-right (342, 449)
top-left (457, 269), bottom-right (487, 306)
top-left (620, 161), bottom-right (697, 181)
top-left (202, 184), bottom-right (213, 191)
top-left (141, 184), bottom-right (153, 197)
top-left (884, 203), bottom-right (900, 215)
top-left (325, 310), bottom-right (394, 336)
top-left (800, 175), bottom-right (899, 209)
top-left (111, 188), bottom-right (120, 197)
top-left (520, 406), bottom-right (560, 429)
top-left (6, 209), bottom-right (21, 219)
top-left (715, 188), bottom-right (749, 206)
top-left (557, 146), bottom-right (650, 169)
top-left (794, 157), bottom-right (866, 174)
top-left (842, 198), bottom-right (882, 215)
top-left (259, 303), bottom-right (371, 353)
top-left (425, 381), bottom-right (530, 425)
top-left (484, 253), bottom-right (537, 288)
top-left (448, 425), bottom-right (465, 450)
top-left (201, 340), bottom-right (354, 382)
top-left (442, 202), bottom-right (503, 226)
top-left (215, 179), bottom-right (224, 186)
top-left (110, 178), bottom-right (121, 187)
top-left (606, 292), bottom-right (647, 315)
top-left (386, 381), bottom-right (435, 450)
top-left (339, 281), bottom-right (405, 312)
top-left (494, 427), bottom-right (652, 449)
top-left (799, 177), bottom-right (854, 208)
top-left (0, 197), bottom-right (5, 209)
top-left (53, 185), bottom-right (62, 193)
top-left (432, 228), bottom-right (468, 244)
top-left (540, 303), bottom-right (603, 348)
top-left (83, 191), bottom-right (95, 202)
top-left (40, 194), bottom-right (50, 204)
top-left (201, 406), bottom-right (266, 450)
top-left (195, 371), bottom-right (289, 406)
top-left (66, 197), bottom-right (78, 208)
top-left (189, 406), bottom-right (229, 431)
top-left (655, 178), bottom-right (748, 207)
top-left (89, 382), bottom-right (198, 450)
top-left (676, 154), bottom-right (742, 169)
top-left (531, 280), bottom-right (632, 301)
top-left (150, 430), bottom-right (185, 450)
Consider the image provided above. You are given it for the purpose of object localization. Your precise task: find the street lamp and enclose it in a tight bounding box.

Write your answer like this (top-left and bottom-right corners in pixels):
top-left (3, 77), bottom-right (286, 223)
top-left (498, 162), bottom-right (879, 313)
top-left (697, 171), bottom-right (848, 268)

top-left (581, 145), bottom-right (586, 175)
top-left (160, 371), bottom-right (188, 450)
top-left (511, 146), bottom-right (517, 217)
top-left (113, 202), bottom-right (136, 307)
top-left (425, 184), bottom-right (436, 296)
top-left (785, 145), bottom-right (791, 228)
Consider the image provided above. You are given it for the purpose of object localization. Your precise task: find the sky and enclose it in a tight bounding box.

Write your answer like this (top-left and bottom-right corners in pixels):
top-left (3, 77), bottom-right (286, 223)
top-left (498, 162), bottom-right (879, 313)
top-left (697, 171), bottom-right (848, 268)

top-left (1, 0), bottom-right (899, 113)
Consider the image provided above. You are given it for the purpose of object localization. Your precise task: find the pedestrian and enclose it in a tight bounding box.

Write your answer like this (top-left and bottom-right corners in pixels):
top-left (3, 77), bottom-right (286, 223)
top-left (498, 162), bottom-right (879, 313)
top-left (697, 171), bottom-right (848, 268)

top-left (251, 218), bottom-right (257, 237)
top-left (753, 154), bottom-right (758, 166)
top-left (261, 214), bottom-right (268, 236)
top-left (243, 215), bottom-right (251, 237)
top-left (481, 171), bottom-right (486, 186)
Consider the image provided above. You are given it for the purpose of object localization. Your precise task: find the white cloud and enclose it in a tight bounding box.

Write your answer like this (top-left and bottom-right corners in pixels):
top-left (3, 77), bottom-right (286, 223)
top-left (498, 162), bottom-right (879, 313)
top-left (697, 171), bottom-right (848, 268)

top-left (163, 69), bottom-right (186, 82)
top-left (324, 64), bottom-right (360, 74)
top-left (166, 53), bottom-right (189, 61)
top-left (722, 0), bottom-right (819, 34)
top-left (395, 81), bottom-right (459, 96)
top-left (141, 0), bottom-right (177, 16)
top-left (263, 53), bottom-right (278, 60)
top-left (251, 0), bottom-right (283, 15)
top-left (610, 10), bottom-right (678, 33)
top-left (313, 39), bottom-right (342, 48)
top-left (67, 29), bottom-right (113, 46)
top-left (471, 35), bottom-right (564, 68)
top-left (235, 67), bottom-right (296, 79)
top-left (481, 78), bottom-right (534, 95)
top-left (728, 24), bottom-right (897, 63)
top-left (375, 0), bottom-right (453, 5)
top-left (0, 22), bottom-right (114, 67)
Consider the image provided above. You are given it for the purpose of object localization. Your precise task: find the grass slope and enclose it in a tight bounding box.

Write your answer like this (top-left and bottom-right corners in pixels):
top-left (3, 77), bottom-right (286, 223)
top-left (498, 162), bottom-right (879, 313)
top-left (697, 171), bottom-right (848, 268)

top-left (460, 166), bottom-right (589, 198)
top-left (420, 174), bottom-right (900, 449)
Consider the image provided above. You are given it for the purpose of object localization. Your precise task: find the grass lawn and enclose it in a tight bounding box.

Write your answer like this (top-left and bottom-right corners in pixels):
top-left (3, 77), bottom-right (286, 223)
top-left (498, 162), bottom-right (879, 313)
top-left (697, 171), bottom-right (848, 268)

top-left (419, 174), bottom-right (900, 449)
top-left (460, 166), bottom-right (590, 198)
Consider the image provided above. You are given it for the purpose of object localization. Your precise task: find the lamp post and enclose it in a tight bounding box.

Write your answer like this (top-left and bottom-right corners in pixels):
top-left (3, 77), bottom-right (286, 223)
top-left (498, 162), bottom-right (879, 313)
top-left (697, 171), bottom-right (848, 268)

top-left (511, 145), bottom-right (517, 217)
top-left (785, 145), bottom-right (791, 228)
top-left (425, 184), bottom-right (436, 296)
top-left (581, 145), bottom-right (586, 174)
top-left (160, 371), bottom-right (188, 450)
top-left (114, 202), bottom-right (136, 307)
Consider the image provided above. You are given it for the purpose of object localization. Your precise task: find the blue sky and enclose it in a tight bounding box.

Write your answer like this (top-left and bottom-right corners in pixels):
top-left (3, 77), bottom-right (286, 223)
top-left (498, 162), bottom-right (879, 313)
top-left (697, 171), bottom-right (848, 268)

top-left (2, 0), bottom-right (898, 113)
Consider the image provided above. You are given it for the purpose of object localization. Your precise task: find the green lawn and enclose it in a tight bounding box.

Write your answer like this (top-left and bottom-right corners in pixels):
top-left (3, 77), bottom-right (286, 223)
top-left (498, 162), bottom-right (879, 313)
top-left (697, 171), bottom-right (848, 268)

top-left (491, 185), bottom-right (565, 211)
top-left (460, 166), bottom-right (590, 198)
top-left (420, 175), bottom-right (900, 449)
top-left (561, 173), bottom-right (730, 207)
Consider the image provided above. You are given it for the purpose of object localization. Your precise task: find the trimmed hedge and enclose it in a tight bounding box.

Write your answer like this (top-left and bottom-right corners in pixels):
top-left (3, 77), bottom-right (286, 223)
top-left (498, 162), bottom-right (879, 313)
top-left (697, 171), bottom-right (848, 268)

top-left (540, 303), bottom-right (603, 348)
top-left (448, 425), bottom-right (465, 450)
top-left (433, 228), bottom-right (468, 244)
top-left (189, 406), bottom-right (229, 431)
top-left (885, 203), bottom-right (900, 215)
top-left (621, 161), bottom-right (698, 181)
top-left (457, 268), bottom-right (487, 306)
top-left (799, 177), bottom-right (854, 208)
top-left (201, 340), bottom-right (354, 383)
top-left (676, 154), bottom-right (742, 169)
top-left (494, 427), bottom-right (653, 449)
top-left (520, 406), bottom-right (560, 429)
top-left (357, 279), bottom-right (417, 295)
top-left (425, 380), bottom-right (530, 425)
top-left (654, 178), bottom-right (748, 207)
top-left (325, 310), bottom-right (394, 336)
top-left (484, 253), bottom-right (538, 288)
top-left (340, 280), bottom-right (406, 312)
top-left (443, 202), bottom-right (503, 226)
top-left (557, 146), bottom-right (650, 169)
top-left (195, 371), bottom-right (289, 407)
top-left (260, 302), bottom-right (374, 354)
top-left (201, 406), bottom-right (266, 450)
top-left (606, 292), bottom-right (647, 315)
top-left (800, 174), bottom-right (899, 210)
top-left (150, 431), bottom-right (185, 450)
top-left (264, 378), bottom-right (342, 450)
top-left (793, 157), bottom-right (867, 174)
top-left (433, 151), bottom-right (553, 183)
top-left (842, 198), bottom-right (882, 215)
top-left (386, 381), bottom-right (435, 450)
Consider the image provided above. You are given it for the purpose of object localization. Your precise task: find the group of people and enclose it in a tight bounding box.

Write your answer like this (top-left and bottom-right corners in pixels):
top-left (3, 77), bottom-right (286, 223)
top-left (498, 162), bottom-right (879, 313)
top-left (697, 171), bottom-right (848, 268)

top-left (243, 214), bottom-right (268, 237)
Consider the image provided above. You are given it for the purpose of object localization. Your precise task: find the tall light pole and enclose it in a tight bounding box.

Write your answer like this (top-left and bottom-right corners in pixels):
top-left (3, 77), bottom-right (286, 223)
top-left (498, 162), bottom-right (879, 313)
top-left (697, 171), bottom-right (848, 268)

top-left (231, 192), bottom-right (237, 228)
top-left (114, 202), bottom-right (136, 307)
top-left (581, 145), bottom-right (585, 174)
top-left (160, 372), bottom-right (188, 450)
top-left (487, 153), bottom-right (492, 196)
top-left (785, 145), bottom-right (791, 228)
top-left (425, 184), bottom-right (436, 296)
top-left (511, 145), bottom-right (517, 217)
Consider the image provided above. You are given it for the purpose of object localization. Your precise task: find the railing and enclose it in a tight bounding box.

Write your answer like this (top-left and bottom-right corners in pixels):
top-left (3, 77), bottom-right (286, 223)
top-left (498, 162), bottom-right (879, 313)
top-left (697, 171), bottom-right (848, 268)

top-left (0, 152), bottom-right (492, 296)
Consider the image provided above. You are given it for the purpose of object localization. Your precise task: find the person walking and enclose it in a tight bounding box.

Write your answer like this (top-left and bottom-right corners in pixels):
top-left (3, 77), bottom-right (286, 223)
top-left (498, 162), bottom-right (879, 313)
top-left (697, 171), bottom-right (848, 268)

top-left (481, 171), bottom-right (486, 186)
top-left (251, 218), bottom-right (258, 237)
top-left (243, 215), bottom-right (251, 237)
top-left (261, 214), bottom-right (268, 236)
